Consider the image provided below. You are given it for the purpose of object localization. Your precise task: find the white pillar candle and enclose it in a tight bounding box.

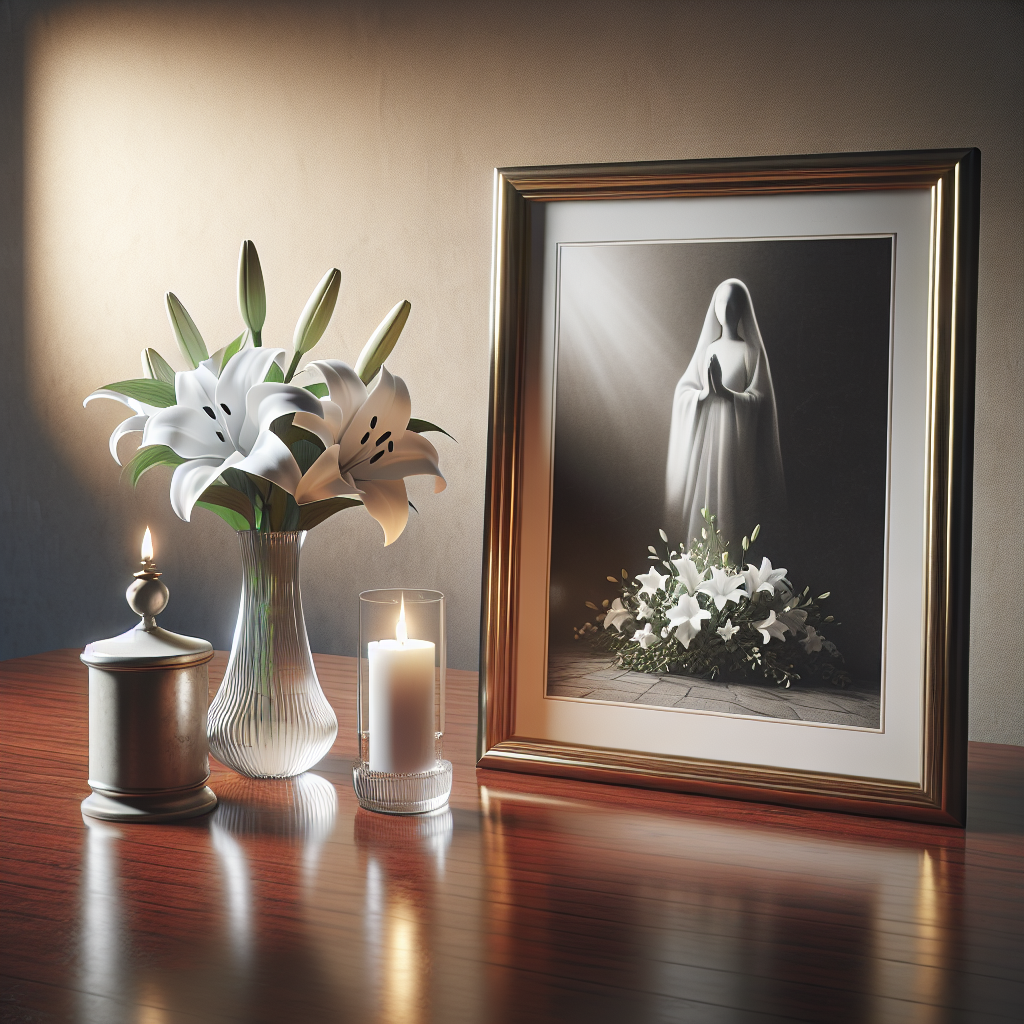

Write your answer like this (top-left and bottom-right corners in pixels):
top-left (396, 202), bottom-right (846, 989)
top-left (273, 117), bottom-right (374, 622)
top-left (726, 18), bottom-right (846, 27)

top-left (367, 601), bottom-right (436, 775)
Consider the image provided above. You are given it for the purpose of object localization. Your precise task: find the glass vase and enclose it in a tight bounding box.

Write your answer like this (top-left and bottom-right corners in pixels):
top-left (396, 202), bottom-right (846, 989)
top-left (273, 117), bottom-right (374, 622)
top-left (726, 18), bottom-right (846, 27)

top-left (208, 531), bottom-right (338, 778)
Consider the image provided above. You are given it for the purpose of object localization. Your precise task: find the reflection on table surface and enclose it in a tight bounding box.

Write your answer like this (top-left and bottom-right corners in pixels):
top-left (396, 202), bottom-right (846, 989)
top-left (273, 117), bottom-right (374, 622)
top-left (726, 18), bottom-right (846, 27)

top-left (2, 651), bottom-right (1022, 1023)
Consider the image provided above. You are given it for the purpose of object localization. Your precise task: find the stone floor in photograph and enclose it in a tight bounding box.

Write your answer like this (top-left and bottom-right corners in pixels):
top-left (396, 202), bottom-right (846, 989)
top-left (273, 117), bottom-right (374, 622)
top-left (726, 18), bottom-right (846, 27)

top-left (547, 649), bottom-right (881, 728)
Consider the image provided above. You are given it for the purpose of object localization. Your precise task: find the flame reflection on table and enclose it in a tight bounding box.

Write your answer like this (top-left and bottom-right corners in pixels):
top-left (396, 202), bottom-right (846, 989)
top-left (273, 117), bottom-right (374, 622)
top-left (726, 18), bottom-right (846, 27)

top-left (356, 807), bottom-right (453, 1024)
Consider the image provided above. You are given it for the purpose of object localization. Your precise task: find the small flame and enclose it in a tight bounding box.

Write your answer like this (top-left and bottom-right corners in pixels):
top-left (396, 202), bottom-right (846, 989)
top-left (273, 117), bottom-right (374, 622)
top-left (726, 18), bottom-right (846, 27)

top-left (140, 527), bottom-right (154, 562)
top-left (396, 594), bottom-right (407, 645)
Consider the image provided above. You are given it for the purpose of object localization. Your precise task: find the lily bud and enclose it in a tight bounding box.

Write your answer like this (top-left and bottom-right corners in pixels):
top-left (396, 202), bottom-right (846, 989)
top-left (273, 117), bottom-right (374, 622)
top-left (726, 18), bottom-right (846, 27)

top-left (165, 292), bottom-right (209, 369)
top-left (354, 299), bottom-right (411, 384)
top-left (751, 523), bottom-right (761, 542)
top-left (293, 268), bottom-right (341, 356)
top-left (237, 240), bottom-right (267, 345)
top-left (141, 347), bottom-right (176, 384)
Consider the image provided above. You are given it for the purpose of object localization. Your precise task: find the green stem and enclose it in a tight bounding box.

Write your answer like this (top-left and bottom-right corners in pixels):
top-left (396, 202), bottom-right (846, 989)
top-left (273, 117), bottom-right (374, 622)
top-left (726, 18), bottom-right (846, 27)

top-left (251, 477), bottom-right (272, 531)
top-left (252, 329), bottom-right (262, 348)
top-left (284, 350), bottom-right (302, 383)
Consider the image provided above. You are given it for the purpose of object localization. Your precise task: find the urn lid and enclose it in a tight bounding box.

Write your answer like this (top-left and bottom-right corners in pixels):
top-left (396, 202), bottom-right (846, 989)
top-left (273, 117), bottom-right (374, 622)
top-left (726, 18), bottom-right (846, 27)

top-left (82, 531), bottom-right (213, 669)
top-left (81, 624), bottom-right (213, 670)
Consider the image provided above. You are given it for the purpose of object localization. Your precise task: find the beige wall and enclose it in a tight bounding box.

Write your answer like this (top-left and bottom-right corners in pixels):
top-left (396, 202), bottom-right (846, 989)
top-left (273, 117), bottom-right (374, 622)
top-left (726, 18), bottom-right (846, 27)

top-left (1, 0), bottom-right (1021, 743)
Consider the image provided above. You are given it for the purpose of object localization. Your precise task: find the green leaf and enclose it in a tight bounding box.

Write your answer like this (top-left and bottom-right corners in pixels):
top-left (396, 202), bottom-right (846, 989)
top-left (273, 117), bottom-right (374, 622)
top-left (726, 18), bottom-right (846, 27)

top-left (165, 292), bottom-right (209, 368)
top-left (120, 445), bottom-right (185, 487)
top-left (141, 348), bottom-right (176, 384)
top-left (293, 268), bottom-right (341, 356)
top-left (266, 484), bottom-right (301, 531)
top-left (197, 484), bottom-right (255, 529)
top-left (270, 412), bottom-right (295, 442)
top-left (281, 423), bottom-right (327, 450)
top-left (221, 468), bottom-right (261, 508)
top-left (264, 361), bottom-right (285, 384)
top-left (214, 331), bottom-right (249, 376)
top-left (297, 495), bottom-right (362, 531)
top-left (355, 300), bottom-right (410, 384)
top-left (101, 379), bottom-right (177, 408)
top-left (195, 501), bottom-right (251, 531)
top-left (407, 417), bottom-right (456, 441)
top-left (303, 382), bottom-right (329, 398)
top-left (282, 493), bottom-right (301, 531)
top-left (282, 423), bottom-right (327, 449)
top-left (289, 438), bottom-right (325, 475)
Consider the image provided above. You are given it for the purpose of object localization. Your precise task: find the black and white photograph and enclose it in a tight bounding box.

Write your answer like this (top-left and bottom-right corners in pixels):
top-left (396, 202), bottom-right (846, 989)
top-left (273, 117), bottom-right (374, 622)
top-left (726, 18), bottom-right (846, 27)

top-left (547, 236), bottom-right (894, 729)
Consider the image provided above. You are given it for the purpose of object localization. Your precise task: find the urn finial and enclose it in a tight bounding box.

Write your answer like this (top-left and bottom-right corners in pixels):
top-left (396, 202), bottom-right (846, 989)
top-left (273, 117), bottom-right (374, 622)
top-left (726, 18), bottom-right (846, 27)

top-left (126, 527), bottom-right (169, 629)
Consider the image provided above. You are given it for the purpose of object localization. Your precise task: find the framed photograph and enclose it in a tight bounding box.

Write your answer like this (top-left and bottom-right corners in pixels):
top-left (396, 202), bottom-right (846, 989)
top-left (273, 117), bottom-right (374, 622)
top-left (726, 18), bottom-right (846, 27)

top-left (477, 150), bottom-right (979, 825)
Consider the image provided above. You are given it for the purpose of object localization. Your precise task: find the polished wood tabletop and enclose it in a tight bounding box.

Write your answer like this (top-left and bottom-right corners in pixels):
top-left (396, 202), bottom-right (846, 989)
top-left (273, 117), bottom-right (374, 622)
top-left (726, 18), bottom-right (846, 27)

top-left (1, 650), bottom-right (1021, 1023)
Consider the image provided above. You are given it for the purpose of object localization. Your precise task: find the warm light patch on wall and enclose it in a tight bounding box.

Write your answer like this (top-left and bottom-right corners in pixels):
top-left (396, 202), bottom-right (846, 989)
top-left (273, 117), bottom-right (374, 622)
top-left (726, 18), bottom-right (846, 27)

top-left (22, 2), bottom-right (444, 494)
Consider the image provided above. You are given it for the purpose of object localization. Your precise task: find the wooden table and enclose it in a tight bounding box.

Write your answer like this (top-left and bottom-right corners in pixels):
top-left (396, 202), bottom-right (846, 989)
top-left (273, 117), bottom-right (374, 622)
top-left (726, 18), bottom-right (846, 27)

top-left (2, 650), bottom-right (1021, 1023)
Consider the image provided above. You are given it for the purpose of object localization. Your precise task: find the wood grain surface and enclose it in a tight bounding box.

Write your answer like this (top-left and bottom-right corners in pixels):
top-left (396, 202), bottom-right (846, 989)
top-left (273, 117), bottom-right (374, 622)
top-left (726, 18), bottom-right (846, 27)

top-left (1, 649), bottom-right (1020, 1023)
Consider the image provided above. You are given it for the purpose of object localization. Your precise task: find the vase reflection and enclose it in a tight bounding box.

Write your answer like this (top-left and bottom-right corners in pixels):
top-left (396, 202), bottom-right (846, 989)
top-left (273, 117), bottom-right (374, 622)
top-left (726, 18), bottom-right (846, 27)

top-left (210, 772), bottom-right (338, 965)
top-left (211, 772), bottom-right (337, 848)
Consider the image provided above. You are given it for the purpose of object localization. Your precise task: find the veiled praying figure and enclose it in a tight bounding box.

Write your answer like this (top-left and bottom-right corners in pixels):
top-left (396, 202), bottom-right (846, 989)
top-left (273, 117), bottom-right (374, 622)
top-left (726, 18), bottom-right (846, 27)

top-left (665, 278), bottom-right (785, 547)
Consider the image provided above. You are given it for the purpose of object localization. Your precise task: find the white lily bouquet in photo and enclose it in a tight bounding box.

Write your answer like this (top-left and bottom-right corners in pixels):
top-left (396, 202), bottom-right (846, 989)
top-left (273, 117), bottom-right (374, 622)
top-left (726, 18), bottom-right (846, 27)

top-left (576, 510), bottom-right (850, 689)
top-left (84, 240), bottom-right (450, 780)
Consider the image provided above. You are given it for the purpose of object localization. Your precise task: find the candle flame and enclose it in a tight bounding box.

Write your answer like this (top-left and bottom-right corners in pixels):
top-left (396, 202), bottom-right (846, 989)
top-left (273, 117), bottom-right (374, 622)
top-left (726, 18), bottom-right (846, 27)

top-left (396, 594), bottom-right (407, 644)
top-left (140, 527), bottom-right (154, 562)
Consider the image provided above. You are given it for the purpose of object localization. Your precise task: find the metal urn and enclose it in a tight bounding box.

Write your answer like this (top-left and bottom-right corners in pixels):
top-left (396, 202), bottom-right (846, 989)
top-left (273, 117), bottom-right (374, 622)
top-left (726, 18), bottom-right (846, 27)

top-left (80, 529), bottom-right (217, 823)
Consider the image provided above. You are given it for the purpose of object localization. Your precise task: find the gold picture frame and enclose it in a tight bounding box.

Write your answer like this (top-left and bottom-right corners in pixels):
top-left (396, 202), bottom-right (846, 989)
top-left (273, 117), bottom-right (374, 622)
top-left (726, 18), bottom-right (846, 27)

top-left (477, 150), bottom-right (979, 825)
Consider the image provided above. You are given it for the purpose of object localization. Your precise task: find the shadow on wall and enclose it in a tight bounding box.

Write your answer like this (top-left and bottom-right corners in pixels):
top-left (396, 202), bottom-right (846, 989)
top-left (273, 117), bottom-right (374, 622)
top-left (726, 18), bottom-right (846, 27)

top-left (0, 1), bottom-right (149, 660)
top-left (0, 3), bottom-right (257, 659)
top-left (0, 0), bottom-right (241, 654)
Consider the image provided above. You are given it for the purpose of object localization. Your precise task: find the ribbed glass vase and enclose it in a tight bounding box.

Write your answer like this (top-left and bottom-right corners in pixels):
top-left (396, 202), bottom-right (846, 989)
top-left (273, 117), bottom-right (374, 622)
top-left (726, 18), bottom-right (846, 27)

top-left (208, 531), bottom-right (338, 778)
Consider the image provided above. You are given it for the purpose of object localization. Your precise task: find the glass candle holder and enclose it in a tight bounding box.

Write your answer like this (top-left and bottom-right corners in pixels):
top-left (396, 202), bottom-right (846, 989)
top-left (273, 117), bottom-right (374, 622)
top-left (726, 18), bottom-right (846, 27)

top-left (353, 589), bottom-right (452, 814)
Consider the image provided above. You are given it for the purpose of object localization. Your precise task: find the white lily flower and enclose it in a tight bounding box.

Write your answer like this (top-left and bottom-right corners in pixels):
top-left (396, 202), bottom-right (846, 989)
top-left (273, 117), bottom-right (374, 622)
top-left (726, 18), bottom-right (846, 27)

top-left (717, 618), bottom-right (739, 642)
top-left (636, 600), bottom-right (654, 621)
top-left (631, 623), bottom-right (658, 650)
top-left (603, 598), bottom-right (632, 632)
top-left (141, 347), bottom-right (323, 521)
top-left (779, 607), bottom-right (808, 635)
top-left (800, 626), bottom-right (824, 653)
top-left (670, 552), bottom-right (706, 595)
top-left (290, 361), bottom-right (445, 546)
top-left (667, 593), bottom-right (711, 649)
top-left (83, 389), bottom-right (162, 464)
top-left (697, 567), bottom-right (748, 611)
top-left (635, 567), bottom-right (669, 598)
top-left (742, 557), bottom-right (789, 597)
top-left (753, 610), bottom-right (789, 644)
